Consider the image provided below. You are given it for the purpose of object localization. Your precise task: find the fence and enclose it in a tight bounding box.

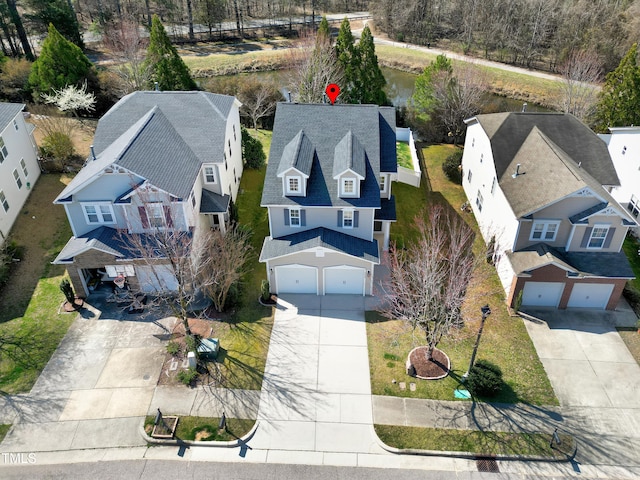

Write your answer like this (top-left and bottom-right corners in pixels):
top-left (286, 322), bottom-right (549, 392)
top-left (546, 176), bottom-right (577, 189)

top-left (396, 127), bottom-right (421, 188)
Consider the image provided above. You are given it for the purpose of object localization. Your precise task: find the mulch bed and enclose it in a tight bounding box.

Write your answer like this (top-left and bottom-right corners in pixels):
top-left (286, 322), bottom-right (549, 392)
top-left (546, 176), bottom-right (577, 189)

top-left (409, 347), bottom-right (450, 380)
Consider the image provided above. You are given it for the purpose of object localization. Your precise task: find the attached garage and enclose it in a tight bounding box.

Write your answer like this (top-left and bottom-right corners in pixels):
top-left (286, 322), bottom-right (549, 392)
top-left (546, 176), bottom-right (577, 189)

top-left (275, 265), bottom-right (318, 294)
top-left (324, 266), bottom-right (366, 295)
top-left (521, 281), bottom-right (565, 307)
top-left (567, 283), bottom-right (615, 309)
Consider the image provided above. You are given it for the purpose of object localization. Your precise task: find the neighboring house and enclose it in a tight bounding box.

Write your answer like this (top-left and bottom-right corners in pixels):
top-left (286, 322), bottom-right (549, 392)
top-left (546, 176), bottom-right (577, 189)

top-left (599, 126), bottom-right (640, 229)
top-left (0, 103), bottom-right (40, 244)
top-left (259, 103), bottom-right (397, 296)
top-left (462, 112), bottom-right (637, 310)
top-left (53, 91), bottom-right (243, 297)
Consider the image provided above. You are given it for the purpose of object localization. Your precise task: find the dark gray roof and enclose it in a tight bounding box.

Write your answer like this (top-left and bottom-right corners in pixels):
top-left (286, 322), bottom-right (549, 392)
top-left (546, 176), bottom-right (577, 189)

top-left (333, 131), bottom-right (366, 178)
top-left (379, 107), bottom-right (397, 173)
top-left (262, 103), bottom-right (396, 208)
top-left (53, 226), bottom-right (192, 263)
top-left (0, 103), bottom-right (24, 130)
top-left (375, 196), bottom-right (397, 221)
top-left (259, 227), bottom-right (379, 263)
top-left (277, 130), bottom-right (314, 177)
top-left (200, 189), bottom-right (230, 213)
top-left (475, 112), bottom-right (620, 186)
top-left (569, 202), bottom-right (608, 224)
top-left (507, 243), bottom-right (634, 278)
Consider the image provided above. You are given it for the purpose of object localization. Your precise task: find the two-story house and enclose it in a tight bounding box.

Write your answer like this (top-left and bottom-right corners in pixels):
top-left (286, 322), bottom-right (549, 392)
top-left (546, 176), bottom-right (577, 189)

top-left (462, 112), bottom-right (636, 310)
top-left (0, 103), bottom-right (40, 244)
top-left (53, 91), bottom-right (243, 297)
top-left (259, 103), bottom-right (397, 296)
top-left (599, 126), bottom-right (640, 230)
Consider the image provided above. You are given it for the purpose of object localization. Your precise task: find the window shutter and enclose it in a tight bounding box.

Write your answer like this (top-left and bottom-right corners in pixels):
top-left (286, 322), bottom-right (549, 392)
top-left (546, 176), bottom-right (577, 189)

top-left (163, 206), bottom-right (173, 228)
top-left (138, 206), bottom-right (149, 228)
top-left (580, 227), bottom-right (593, 248)
top-left (301, 209), bottom-right (306, 226)
top-left (337, 210), bottom-right (343, 227)
top-left (354, 211), bottom-right (359, 228)
top-left (284, 208), bottom-right (289, 226)
top-left (603, 227), bottom-right (616, 248)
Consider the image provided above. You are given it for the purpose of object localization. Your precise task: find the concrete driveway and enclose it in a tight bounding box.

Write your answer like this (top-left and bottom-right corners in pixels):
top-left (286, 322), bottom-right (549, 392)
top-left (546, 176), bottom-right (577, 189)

top-left (522, 305), bottom-right (640, 409)
top-left (250, 294), bottom-right (384, 458)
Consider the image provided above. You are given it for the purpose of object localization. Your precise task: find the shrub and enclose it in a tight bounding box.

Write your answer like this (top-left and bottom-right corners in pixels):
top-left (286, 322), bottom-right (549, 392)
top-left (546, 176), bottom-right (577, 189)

top-left (177, 367), bottom-right (198, 385)
top-left (166, 340), bottom-right (181, 356)
top-left (466, 360), bottom-right (503, 397)
top-left (41, 131), bottom-right (75, 161)
top-left (442, 149), bottom-right (463, 184)
top-left (59, 278), bottom-right (75, 303)
top-left (260, 279), bottom-right (270, 302)
top-left (185, 335), bottom-right (200, 356)
top-left (242, 126), bottom-right (266, 169)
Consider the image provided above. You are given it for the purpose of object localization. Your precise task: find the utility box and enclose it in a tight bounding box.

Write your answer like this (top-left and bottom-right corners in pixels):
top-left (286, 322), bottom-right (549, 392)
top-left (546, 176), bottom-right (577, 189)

top-left (187, 351), bottom-right (197, 368)
top-left (197, 337), bottom-right (219, 360)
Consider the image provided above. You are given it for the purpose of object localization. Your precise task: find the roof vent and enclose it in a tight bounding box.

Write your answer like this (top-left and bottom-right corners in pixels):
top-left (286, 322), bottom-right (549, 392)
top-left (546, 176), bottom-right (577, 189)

top-left (90, 145), bottom-right (96, 161)
top-left (521, 103), bottom-right (527, 112)
top-left (512, 163), bottom-right (521, 179)
top-left (577, 161), bottom-right (582, 168)
top-left (154, 82), bottom-right (159, 92)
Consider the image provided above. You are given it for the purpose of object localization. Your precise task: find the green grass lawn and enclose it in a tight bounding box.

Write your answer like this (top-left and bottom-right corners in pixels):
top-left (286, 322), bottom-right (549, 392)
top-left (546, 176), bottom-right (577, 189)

top-left (0, 174), bottom-right (76, 394)
top-left (396, 141), bottom-right (413, 169)
top-left (622, 235), bottom-right (640, 317)
top-left (368, 143), bottom-right (557, 406)
top-left (375, 425), bottom-right (574, 458)
top-left (617, 328), bottom-right (640, 366)
top-left (145, 415), bottom-right (254, 442)
top-left (0, 424), bottom-right (10, 442)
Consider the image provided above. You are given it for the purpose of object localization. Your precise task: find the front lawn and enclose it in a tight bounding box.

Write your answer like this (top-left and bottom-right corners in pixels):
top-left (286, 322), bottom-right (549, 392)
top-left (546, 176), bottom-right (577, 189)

top-left (0, 174), bottom-right (76, 394)
top-left (368, 144), bottom-right (557, 406)
top-left (145, 415), bottom-right (254, 442)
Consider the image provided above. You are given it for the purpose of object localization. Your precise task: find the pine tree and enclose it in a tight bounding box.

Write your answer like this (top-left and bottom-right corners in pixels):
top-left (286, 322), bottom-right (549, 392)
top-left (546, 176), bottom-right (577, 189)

top-left (146, 15), bottom-right (198, 91)
top-left (26, 0), bottom-right (84, 49)
top-left (595, 43), bottom-right (640, 132)
top-left (411, 54), bottom-right (453, 123)
top-left (28, 23), bottom-right (93, 98)
top-left (335, 18), bottom-right (360, 103)
top-left (357, 25), bottom-right (387, 105)
top-left (317, 16), bottom-right (331, 45)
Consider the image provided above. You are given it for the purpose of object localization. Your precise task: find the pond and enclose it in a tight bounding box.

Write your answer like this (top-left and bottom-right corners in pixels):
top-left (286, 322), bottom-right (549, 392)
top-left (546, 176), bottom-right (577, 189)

top-left (198, 66), bottom-right (553, 113)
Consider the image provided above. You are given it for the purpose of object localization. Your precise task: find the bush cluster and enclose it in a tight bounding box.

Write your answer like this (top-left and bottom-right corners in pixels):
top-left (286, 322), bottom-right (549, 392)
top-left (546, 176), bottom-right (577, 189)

top-left (466, 360), bottom-right (503, 397)
top-left (442, 149), bottom-right (463, 184)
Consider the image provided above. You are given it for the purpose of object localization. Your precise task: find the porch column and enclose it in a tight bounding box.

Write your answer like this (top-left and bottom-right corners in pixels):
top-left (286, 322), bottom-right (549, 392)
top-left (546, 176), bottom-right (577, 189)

top-left (383, 222), bottom-right (391, 251)
top-left (218, 214), bottom-right (226, 234)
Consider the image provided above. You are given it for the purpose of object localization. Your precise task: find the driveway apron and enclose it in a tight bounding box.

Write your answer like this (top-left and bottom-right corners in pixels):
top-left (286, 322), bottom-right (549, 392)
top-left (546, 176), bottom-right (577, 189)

top-left (250, 294), bottom-right (382, 454)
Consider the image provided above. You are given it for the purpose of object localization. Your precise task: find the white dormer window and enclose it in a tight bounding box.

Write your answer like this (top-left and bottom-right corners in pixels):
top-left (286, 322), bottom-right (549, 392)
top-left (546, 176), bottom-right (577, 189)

top-left (203, 166), bottom-right (216, 184)
top-left (341, 177), bottom-right (357, 197)
top-left (287, 176), bottom-right (301, 194)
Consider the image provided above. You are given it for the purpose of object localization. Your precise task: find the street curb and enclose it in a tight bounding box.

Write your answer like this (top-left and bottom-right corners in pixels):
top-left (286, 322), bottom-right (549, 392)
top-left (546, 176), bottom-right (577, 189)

top-left (140, 418), bottom-right (259, 448)
top-left (370, 425), bottom-right (575, 463)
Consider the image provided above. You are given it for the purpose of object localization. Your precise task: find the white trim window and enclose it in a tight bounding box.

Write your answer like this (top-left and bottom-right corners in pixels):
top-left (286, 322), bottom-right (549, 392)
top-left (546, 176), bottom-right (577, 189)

top-left (286, 176), bottom-right (301, 194)
top-left (467, 169), bottom-right (472, 183)
top-left (491, 177), bottom-right (497, 195)
top-left (588, 225), bottom-right (609, 249)
top-left (0, 190), bottom-right (8, 212)
top-left (530, 220), bottom-right (560, 241)
top-left (20, 158), bottom-right (28, 177)
top-left (628, 194), bottom-right (640, 218)
top-left (289, 208), bottom-right (301, 227)
top-left (82, 203), bottom-right (115, 224)
top-left (0, 137), bottom-right (7, 163)
top-left (146, 203), bottom-right (165, 228)
top-left (203, 166), bottom-right (216, 184)
top-left (476, 190), bottom-right (484, 212)
top-left (342, 178), bottom-right (355, 196)
top-left (13, 119), bottom-right (18, 131)
top-left (379, 175), bottom-right (386, 192)
top-left (13, 169), bottom-right (22, 189)
top-left (343, 210), bottom-right (354, 228)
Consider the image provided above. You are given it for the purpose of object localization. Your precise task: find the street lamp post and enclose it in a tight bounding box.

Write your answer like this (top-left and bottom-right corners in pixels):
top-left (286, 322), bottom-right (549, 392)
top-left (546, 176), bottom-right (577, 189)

top-left (463, 304), bottom-right (491, 380)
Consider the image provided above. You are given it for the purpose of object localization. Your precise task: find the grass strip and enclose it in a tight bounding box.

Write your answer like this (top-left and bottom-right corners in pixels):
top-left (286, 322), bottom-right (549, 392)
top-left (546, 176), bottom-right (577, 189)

top-left (375, 425), bottom-right (574, 458)
top-left (144, 415), bottom-right (255, 442)
top-left (396, 141), bottom-right (413, 169)
top-left (0, 424), bottom-right (11, 443)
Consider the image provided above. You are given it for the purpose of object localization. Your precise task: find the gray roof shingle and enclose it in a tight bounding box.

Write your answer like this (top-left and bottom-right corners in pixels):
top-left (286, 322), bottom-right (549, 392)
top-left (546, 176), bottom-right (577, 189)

top-left (333, 131), bottom-right (366, 178)
top-left (0, 103), bottom-right (24, 130)
top-left (277, 130), bottom-right (314, 177)
top-left (200, 189), bottom-right (230, 213)
top-left (259, 227), bottom-right (380, 263)
top-left (262, 103), bottom-right (396, 208)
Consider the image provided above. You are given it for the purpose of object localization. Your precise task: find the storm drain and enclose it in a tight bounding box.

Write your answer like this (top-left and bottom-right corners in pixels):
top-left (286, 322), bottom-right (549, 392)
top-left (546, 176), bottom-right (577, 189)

top-left (476, 456), bottom-right (500, 473)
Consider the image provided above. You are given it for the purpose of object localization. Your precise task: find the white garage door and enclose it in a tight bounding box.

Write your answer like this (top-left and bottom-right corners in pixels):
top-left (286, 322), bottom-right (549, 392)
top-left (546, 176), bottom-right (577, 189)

top-left (521, 282), bottom-right (565, 307)
top-left (275, 265), bottom-right (318, 294)
top-left (324, 266), bottom-right (365, 295)
top-left (567, 283), bottom-right (614, 309)
top-left (136, 265), bottom-right (179, 293)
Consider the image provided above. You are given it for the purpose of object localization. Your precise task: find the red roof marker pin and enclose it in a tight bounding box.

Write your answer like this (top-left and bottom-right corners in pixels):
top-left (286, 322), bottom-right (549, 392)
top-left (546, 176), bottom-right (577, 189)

top-left (325, 83), bottom-right (340, 105)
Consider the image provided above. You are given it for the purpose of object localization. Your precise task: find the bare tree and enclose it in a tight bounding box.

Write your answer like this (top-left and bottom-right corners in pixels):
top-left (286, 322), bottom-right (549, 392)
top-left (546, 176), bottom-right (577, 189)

top-left (380, 205), bottom-right (476, 361)
top-left (555, 49), bottom-right (602, 122)
top-left (287, 29), bottom-right (344, 104)
top-left (238, 78), bottom-right (282, 130)
top-left (197, 225), bottom-right (253, 313)
top-left (102, 16), bottom-right (150, 94)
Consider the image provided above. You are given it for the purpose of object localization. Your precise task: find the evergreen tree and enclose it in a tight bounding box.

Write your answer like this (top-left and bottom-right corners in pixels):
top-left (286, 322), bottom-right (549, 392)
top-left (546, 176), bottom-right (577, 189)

top-left (595, 43), bottom-right (640, 132)
top-left (26, 0), bottom-right (83, 49)
top-left (357, 25), bottom-right (387, 105)
top-left (335, 18), bottom-right (360, 103)
top-left (241, 126), bottom-right (266, 169)
top-left (146, 15), bottom-right (198, 91)
top-left (317, 16), bottom-right (331, 44)
top-left (411, 54), bottom-right (453, 123)
top-left (28, 23), bottom-right (93, 98)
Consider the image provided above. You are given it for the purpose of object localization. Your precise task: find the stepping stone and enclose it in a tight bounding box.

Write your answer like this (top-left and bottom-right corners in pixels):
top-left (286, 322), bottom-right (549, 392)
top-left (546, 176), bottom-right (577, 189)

top-left (181, 358), bottom-right (190, 368)
top-left (170, 360), bottom-right (178, 371)
top-left (410, 383), bottom-right (416, 391)
top-left (399, 382), bottom-right (406, 390)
